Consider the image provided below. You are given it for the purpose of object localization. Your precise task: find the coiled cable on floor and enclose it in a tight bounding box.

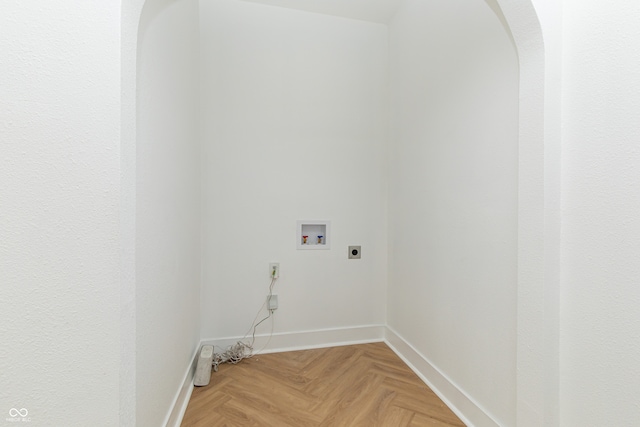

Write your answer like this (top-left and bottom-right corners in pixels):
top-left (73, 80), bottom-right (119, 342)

top-left (212, 341), bottom-right (252, 372)
top-left (211, 277), bottom-right (277, 371)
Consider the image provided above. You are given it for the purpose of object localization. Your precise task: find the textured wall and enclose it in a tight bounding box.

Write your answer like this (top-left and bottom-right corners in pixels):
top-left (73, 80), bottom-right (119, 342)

top-left (0, 2), bottom-right (121, 425)
top-left (561, 0), bottom-right (640, 425)
top-left (6, 1), bottom-right (640, 426)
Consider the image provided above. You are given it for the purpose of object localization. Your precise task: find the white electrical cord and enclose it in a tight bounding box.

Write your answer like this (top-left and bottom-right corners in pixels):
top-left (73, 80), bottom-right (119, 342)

top-left (211, 277), bottom-right (277, 372)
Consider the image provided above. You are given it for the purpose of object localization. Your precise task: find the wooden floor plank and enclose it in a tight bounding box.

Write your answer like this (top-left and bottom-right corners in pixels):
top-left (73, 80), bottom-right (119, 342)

top-left (181, 342), bottom-right (465, 426)
top-left (381, 406), bottom-right (416, 426)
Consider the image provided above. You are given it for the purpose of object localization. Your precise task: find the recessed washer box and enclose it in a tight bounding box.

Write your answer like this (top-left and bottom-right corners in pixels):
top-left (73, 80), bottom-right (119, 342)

top-left (297, 220), bottom-right (331, 250)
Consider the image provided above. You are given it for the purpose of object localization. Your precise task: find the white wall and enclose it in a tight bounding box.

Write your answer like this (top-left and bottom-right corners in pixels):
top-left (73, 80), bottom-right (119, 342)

top-left (136, 0), bottom-right (201, 425)
top-left (0, 2), bottom-right (122, 425)
top-left (242, 0), bottom-right (402, 24)
top-left (561, 0), bottom-right (640, 425)
top-left (6, 1), bottom-right (640, 426)
top-left (199, 0), bottom-right (389, 343)
top-left (387, 0), bottom-right (520, 425)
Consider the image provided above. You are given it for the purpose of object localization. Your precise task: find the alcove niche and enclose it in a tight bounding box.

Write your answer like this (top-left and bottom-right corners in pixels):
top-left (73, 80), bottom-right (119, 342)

top-left (133, 0), bottom-right (548, 425)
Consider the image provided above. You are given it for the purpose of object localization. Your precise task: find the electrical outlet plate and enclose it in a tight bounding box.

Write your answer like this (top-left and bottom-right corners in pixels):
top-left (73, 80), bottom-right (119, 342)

top-left (348, 246), bottom-right (361, 259)
top-left (268, 294), bottom-right (278, 310)
top-left (269, 263), bottom-right (280, 279)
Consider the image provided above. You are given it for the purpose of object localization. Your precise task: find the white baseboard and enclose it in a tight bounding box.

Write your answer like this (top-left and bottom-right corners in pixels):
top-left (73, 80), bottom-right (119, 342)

top-left (166, 325), bottom-right (498, 427)
top-left (166, 325), bottom-right (385, 426)
top-left (163, 345), bottom-right (199, 427)
top-left (201, 324), bottom-right (386, 354)
top-left (384, 327), bottom-right (500, 427)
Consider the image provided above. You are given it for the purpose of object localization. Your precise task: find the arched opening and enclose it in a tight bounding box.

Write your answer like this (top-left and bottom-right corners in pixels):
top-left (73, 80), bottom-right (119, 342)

top-left (122, 0), bottom-right (552, 425)
top-left (491, 1), bottom-right (556, 425)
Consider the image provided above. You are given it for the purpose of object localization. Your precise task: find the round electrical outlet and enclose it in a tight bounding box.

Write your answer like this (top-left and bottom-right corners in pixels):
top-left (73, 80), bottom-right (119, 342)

top-left (348, 246), bottom-right (361, 259)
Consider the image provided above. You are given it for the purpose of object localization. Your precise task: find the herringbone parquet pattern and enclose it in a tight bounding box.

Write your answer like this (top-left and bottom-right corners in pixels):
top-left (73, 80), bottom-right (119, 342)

top-left (181, 342), bottom-right (465, 426)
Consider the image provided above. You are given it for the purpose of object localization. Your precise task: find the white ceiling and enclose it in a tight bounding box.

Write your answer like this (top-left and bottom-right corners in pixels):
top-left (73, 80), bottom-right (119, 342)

top-left (240, 0), bottom-right (404, 24)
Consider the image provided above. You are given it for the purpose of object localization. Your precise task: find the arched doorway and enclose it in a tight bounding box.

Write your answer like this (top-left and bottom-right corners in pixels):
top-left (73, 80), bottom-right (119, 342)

top-left (120, 1), bottom-right (554, 425)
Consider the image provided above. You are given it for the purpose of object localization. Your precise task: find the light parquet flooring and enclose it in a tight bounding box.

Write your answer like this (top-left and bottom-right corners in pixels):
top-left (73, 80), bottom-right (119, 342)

top-left (181, 342), bottom-right (465, 427)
